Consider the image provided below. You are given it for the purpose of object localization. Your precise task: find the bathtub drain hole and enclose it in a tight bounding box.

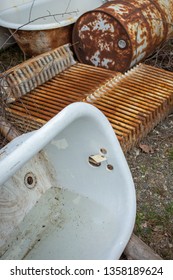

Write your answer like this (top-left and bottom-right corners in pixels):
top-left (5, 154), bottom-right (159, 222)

top-left (24, 172), bottom-right (37, 189)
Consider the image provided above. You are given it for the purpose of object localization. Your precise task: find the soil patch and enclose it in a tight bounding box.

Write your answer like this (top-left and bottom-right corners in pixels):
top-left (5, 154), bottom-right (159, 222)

top-left (126, 114), bottom-right (173, 259)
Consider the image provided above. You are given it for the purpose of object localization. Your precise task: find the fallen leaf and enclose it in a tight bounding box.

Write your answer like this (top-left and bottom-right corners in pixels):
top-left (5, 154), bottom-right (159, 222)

top-left (134, 148), bottom-right (140, 158)
top-left (139, 143), bottom-right (154, 154)
top-left (141, 222), bottom-right (148, 228)
top-left (153, 225), bottom-right (163, 232)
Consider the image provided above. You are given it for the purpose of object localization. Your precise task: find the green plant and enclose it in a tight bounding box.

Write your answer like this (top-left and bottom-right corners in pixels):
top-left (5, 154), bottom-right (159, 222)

top-left (168, 148), bottom-right (173, 161)
top-left (165, 202), bottom-right (173, 219)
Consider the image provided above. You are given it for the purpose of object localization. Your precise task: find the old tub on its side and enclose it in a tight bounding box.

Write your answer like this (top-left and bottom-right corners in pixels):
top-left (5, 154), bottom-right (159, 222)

top-left (0, 0), bottom-right (105, 56)
top-left (0, 103), bottom-right (136, 260)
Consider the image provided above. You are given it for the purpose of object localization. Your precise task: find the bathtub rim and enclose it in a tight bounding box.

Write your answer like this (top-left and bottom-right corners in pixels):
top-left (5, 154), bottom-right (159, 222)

top-left (0, 0), bottom-right (105, 31)
top-left (0, 12), bottom-right (78, 31)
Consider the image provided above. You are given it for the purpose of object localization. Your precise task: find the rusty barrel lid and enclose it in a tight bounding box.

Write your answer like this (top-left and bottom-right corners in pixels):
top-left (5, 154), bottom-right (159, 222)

top-left (72, 2), bottom-right (133, 72)
top-left (72, 0), bottom-right (170, 72)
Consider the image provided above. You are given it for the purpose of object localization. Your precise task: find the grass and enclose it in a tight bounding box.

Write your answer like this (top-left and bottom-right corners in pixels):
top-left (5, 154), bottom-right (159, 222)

top-left (165, 202), bottom-right (173, 219)
top-left (0, 44), bottom-right (25, 72)
top-left (168, 148), bottom-right (173, 161)
top-left (135, 201), bottom-right (173, 259)
top-left (135, 202), bottom-right (173, 232)
top-left (135, 209), bottom-right (161, 233)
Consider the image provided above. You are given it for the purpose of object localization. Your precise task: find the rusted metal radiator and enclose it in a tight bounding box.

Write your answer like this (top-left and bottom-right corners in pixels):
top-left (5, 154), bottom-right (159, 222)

top-left (4, 62), bottom-right (118, 131)
top-left (85, 64), bottom-right (173, 151)
top-left (1, 45), bottom-right (173, 152)
top-left (1, 44), bottom-right (76, 103)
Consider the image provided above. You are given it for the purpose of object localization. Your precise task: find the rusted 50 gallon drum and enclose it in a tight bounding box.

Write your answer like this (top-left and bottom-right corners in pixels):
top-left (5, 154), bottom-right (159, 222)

top-left (72, 0), bottom-right (173, 72)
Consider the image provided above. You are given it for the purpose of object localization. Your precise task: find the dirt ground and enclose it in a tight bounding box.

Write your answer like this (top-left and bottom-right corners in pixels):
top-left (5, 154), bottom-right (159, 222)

top-left (125, 40), bottom-right (173, 260)
top-left (126, 114), bottom-right (173, 260)
top-left (0, 43), bottom-right (173, 259)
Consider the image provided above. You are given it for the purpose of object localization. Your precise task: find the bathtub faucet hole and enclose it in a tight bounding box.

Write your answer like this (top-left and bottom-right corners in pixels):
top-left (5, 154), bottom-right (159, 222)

top-left (100, 148), bottom-right (107, 154)
top-left (107, 164), bottom-right (114, 171)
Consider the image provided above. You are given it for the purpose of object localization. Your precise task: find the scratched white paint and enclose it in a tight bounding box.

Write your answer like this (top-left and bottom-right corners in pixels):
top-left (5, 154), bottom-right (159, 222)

top-left (90, 50), bottom-right (101, 66)
top-left (154, 20), bottom-right (163, 37)
top-left (101, 58), bottom-right (113, 68)
top-left (81, 25), bottom-right (90, 32)
top-left (79, 25), bottom-right (91, 37)
top-left (107, 3), bottom-right (130, 15)
top-left (130, 52), bottom-right (146, 67)
top-left (141, 6), bottom-right (164, 37)
top-left (98, 41), bottom-right (112, 51)
top-left (129, 23), bottom-right (148, 52)
top-left (93, 17), bottom-right (114, 32)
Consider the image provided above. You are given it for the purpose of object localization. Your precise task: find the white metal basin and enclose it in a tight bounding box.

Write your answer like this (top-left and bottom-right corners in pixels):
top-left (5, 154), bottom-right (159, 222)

top-left (0, 0), bottom-right (106, 30)
top-left (0, 102), bottom-right (136, 260)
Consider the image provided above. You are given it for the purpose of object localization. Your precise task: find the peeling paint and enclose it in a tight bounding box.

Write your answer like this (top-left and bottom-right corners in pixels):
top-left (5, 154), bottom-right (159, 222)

top-left (73, 0), bottom-right (173, 72)
top-left (93, 18), bottom-right (114, 32)
top-left (90, 50), bottom-right (101, 66)
top-left (81, 25), bottom-right (90, 32)
top-left (101, 58), bottom-right (113, 68)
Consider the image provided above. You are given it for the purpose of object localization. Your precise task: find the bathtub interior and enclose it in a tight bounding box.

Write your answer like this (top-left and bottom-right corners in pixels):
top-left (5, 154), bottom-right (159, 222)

top-left (0, 103), bottom-right (136, 259)
top-left (0, 0), bottom-right (106, 30)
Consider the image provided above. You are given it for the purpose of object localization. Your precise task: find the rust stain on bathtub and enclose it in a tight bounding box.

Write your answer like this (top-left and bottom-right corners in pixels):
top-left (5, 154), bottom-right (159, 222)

top-left (10, 24), bottom-right (73, 57)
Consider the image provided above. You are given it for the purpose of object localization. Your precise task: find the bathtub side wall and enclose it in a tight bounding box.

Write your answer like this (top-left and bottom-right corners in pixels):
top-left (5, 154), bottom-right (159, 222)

top-left (0, 1), bottom-right (33, 11)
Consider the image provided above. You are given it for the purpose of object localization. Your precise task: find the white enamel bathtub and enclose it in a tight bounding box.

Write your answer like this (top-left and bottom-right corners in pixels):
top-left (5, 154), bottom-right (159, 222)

top-left (0, 0), bottom-right (106, 30)
top-left (0, 0), bottom-right (106, 55)
top-left (0, 102), bottom-right (136, 260)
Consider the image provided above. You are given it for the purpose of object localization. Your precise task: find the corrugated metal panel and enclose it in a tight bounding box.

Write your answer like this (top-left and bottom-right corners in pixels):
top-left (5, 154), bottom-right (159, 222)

top-left (85, 63), bottom-right (173, 151)
top-left (0, 44), bottom-right (76, 102)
